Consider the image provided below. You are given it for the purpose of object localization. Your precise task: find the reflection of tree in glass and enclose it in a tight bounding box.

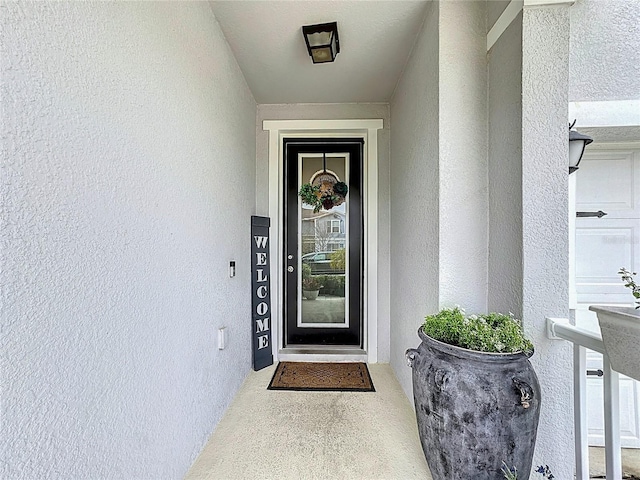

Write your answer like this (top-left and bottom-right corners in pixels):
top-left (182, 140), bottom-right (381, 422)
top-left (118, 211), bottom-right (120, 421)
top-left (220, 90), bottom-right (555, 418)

top-left (301, 243), bottom-right (316, 255)
top-left (331, 249), bottom-right (345, 271)
top-left (313, 223), bottom-right (337, 252)
top-left (301, 203), bottom-right (346, 254)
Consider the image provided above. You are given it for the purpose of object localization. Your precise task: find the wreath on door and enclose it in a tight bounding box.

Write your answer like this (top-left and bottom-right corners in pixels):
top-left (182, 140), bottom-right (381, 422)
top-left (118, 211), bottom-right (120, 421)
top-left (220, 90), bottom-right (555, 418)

top-left (298, 154), bottom-right (349, 213)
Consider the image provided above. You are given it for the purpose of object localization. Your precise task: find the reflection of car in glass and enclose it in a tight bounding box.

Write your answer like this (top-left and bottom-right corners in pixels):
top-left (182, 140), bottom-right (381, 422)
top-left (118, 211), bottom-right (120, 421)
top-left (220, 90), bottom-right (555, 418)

top-left (301, 251), bottom-right (344, 274)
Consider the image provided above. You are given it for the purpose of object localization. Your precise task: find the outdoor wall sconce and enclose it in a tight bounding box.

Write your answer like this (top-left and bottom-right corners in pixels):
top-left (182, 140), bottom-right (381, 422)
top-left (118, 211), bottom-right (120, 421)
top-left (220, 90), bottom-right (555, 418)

top-left (569, 120), bottom-right (593, 174)
top-left (302, 22), bottom-right (340, 64)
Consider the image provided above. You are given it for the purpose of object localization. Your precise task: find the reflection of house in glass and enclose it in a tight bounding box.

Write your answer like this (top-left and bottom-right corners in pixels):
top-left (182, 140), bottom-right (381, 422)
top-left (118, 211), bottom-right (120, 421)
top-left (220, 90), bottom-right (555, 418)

top-left (301, 207), bottom-right (346, 254)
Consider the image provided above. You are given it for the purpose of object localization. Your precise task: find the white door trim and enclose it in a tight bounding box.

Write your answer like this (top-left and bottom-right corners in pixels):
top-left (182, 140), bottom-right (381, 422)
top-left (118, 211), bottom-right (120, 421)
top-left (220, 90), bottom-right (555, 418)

top-left (263, 119), bottom-right (384, 363)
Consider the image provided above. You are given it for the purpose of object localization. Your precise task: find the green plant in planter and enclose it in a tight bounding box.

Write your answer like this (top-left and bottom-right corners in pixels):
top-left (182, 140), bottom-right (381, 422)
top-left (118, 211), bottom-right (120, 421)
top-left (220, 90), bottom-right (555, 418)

top-left (302, 277), bottom-right (323, 291)
top-left (422, 307), bottom-right (533, 354)
top-left (409, 306), bottom-right (539, 479)
top-left (501, 462), bottom-right (518, 480)
top-left (317, 275), bottom-right (346, 297)
top-left (619, 267), bottom-right (640, 309)
top-left (501, 462), bottom-right (555, 479)
top-left (409, 307), bottom-right (539, 480)
top-left (302, 263), bottom-right (312, 281)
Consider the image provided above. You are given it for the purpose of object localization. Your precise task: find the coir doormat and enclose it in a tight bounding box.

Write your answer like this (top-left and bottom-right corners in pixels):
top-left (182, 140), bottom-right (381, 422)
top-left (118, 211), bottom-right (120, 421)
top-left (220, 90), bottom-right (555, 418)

top-left (268, 362), bottom-right (375, 392)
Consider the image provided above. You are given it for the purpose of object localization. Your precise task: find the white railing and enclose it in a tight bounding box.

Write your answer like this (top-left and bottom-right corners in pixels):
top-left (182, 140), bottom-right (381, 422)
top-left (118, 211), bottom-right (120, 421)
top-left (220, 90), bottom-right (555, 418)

top-left (546, 317), bottom-right (622, 480)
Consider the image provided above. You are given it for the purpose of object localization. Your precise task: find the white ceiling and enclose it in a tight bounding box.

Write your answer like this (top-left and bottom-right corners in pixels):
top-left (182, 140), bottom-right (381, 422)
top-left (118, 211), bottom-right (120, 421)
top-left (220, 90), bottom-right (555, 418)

top-left (209, 1), bottom-right (431, 104)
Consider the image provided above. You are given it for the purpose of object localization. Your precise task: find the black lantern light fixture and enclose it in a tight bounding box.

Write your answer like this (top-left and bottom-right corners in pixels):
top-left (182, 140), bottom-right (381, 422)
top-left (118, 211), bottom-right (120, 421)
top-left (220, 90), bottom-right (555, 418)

top-left (569, 119), bottom-right (593, 174)
top-left (302, 22), bottom-right (340, 64)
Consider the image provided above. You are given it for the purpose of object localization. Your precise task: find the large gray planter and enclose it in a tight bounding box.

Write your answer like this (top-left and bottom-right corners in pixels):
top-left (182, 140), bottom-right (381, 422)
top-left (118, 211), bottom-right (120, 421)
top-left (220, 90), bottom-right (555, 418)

top-left (406, 328), bottom-right (541, 480)
top-left (302, 289), bottom-right (320, 300)
top-left (590, 305), bottom-right (640, 381)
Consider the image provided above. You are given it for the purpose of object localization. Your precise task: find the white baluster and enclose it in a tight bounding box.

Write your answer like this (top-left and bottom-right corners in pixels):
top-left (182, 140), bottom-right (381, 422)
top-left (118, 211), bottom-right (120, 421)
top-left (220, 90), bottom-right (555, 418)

top-left (603, 356), bottom-right (622, 480)
top-left (574, 344), bottom-right (589, 480)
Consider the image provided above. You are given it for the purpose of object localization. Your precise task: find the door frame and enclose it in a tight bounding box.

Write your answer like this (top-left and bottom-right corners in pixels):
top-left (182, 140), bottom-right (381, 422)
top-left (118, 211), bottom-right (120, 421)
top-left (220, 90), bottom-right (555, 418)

top-left (263, 119), bottom-right (384, 363)
top-left (284, 140), bottom-right (363, 346)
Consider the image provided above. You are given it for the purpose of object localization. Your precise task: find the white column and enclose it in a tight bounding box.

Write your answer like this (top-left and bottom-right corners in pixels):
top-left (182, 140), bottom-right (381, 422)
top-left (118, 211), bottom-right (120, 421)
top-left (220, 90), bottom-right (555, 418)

top-left (522, 4), bottom-right (574, 479)
top-left (438, 0), bottom-right (488, 313)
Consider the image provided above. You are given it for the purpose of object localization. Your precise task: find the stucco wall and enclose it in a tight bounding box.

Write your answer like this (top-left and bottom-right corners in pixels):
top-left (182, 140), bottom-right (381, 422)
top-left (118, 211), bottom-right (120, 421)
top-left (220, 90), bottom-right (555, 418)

top-left (569, 0), bottom-right (640, 102)
top-left (390, 0), bottom-right (489, 399)
top-left (391, 5), bottom-right (575, 476)
top-left (438, 0), bottom-right (488, 313)
top-left (1, 3), bottom-right (256, 479)
top-left (487, 11), bottom-right (524, 316)
top-left (256, 103), bottom-right (391, 362)
top-left (389, 1), bottom-right (440, 399)
top-left (522, 6), bottom-right (574, 479)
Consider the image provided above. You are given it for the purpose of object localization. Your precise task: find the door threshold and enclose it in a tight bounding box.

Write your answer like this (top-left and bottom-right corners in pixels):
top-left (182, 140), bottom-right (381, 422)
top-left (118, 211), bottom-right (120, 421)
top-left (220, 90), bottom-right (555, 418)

top-left (278, 346), bottom-right (367, 363)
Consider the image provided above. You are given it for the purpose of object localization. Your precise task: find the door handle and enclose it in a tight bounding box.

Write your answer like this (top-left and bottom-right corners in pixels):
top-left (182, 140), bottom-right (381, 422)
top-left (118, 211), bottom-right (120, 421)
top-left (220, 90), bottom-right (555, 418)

top-left (576, 210), bottom-right (607, 218)
top-left (287, 266), bottom-right (294, 273)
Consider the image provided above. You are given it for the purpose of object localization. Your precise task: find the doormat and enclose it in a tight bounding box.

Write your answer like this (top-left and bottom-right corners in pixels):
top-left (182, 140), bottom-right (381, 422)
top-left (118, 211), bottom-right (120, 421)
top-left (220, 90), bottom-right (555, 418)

top-left (268, 362), bottom-right (375, 392)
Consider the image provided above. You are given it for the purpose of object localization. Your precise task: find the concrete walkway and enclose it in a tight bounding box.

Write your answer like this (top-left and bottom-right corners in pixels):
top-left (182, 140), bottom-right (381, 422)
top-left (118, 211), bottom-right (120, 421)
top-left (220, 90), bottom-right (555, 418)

top-left (184, 363), bottom-right (640, 479)
top-left (301, 296), bottom-right (345, 324)
top-left (185, 364), bottom-right (431, 480)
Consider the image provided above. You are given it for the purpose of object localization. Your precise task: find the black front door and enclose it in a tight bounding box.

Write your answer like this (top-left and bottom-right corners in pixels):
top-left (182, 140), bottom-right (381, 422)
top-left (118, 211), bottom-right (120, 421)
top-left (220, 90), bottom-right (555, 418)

top-left (283, 139), bottom-right (363, 346)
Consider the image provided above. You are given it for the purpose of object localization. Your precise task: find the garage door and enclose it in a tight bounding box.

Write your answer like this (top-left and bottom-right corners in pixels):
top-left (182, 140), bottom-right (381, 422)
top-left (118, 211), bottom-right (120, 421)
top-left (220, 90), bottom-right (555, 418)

top-left (574, 141), bottom-right (640, 448)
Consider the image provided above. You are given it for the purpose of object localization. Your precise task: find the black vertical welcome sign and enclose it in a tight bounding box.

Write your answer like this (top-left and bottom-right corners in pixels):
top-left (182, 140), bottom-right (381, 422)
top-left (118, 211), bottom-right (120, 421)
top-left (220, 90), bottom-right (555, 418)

top-left (251, 216), bottom-right (273, 371)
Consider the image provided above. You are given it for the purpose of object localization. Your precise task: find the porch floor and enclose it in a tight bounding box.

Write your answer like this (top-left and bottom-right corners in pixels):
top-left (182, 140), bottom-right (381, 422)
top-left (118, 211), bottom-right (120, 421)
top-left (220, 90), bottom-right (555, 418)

top-left (589, 446), bottom-right (640, 479)
top-left (184, 364), bottom-right (432, 480)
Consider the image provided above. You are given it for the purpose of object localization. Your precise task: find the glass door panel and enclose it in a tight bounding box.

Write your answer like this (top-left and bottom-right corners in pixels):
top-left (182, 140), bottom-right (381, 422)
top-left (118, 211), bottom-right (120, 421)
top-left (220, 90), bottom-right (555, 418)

top-left (298, 154), bottom-right (348, 328)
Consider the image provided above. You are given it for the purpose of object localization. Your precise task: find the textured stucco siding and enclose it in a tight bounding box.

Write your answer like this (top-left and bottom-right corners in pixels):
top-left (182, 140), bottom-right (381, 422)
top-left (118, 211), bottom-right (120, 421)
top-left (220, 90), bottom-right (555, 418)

top-left (438, 0), bottom-right (488, 314)
top-left (488, 11), bottom-right (524, 316)
top-left (1, 2), bottom-right (256, 479)
top-left (522, 7), bottom-right (574, 479)
top-left (255, 103), bottom-right (391, 363)
top-left (569, 0), bottom-right (640, 102)
top-left (389, 1), bottom-right (440, 400)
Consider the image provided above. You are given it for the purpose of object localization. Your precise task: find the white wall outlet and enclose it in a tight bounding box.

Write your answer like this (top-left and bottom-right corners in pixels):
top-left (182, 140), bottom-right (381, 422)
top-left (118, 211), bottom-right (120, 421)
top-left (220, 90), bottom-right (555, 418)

top-left (218, 327), bottom-right (226, 350)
